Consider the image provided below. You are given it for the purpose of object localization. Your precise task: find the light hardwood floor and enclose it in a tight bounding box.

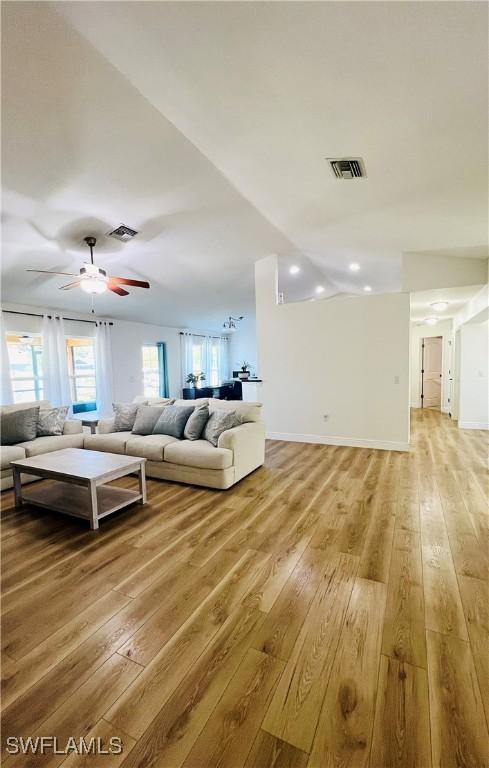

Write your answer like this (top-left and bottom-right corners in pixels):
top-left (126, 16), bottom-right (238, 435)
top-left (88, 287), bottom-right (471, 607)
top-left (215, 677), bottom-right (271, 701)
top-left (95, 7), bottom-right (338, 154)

top-left (1, 409), bottom-right (488, 767)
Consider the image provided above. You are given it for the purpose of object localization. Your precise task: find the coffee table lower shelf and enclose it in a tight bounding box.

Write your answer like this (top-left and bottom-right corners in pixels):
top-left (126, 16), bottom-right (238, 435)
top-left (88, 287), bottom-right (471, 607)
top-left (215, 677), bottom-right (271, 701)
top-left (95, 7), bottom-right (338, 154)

top-left (21, 481), bottom-right (143, 524)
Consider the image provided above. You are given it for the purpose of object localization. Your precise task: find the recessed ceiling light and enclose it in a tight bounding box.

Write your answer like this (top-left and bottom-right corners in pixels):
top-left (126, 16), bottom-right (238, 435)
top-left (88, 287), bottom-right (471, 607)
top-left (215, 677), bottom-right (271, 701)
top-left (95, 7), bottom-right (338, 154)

top-left (430, 301), bottom-right (449, 312)
top-left (363, 285), bottom-right (372, 292)
top-left (315, 285), bottom-right (325, 294)
top-left (425, 317), bottom-right (438, 325)
top-left (289, 265), bottom-right (300, 275)
top-left (349, 262), bottom-right (360, 272)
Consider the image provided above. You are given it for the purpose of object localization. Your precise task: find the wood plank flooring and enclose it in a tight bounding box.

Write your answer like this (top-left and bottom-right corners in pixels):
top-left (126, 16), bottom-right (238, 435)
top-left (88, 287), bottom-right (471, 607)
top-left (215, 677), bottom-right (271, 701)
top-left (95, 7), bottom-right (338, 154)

top-left (1, 408), bottom-right (488, 767)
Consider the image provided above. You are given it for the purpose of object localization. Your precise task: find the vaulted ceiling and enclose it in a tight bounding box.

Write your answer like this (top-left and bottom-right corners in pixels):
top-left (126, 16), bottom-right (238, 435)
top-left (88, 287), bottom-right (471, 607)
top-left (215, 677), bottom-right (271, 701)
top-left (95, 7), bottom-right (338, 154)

top-left (2, 1), bottom-right (487, 328)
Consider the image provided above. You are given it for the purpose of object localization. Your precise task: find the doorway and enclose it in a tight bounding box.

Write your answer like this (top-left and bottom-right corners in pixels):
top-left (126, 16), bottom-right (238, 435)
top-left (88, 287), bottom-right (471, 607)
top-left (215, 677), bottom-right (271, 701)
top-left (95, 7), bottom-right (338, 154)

top-left (421, 336), bottom-right (442, 409)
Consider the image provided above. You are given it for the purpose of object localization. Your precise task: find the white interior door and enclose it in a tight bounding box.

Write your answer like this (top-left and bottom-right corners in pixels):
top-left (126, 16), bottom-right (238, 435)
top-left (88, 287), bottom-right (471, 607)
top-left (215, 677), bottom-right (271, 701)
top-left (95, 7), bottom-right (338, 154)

top-left (422, 337), bottom-right (442, 409)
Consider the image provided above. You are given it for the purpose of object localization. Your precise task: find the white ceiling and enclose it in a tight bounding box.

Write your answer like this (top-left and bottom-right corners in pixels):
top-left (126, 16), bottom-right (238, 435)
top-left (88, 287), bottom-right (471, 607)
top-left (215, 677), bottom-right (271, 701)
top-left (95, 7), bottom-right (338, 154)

top-left (2, 2), bottom-right (487, 328)
top-left (410, 285), bottom-right (485, 323)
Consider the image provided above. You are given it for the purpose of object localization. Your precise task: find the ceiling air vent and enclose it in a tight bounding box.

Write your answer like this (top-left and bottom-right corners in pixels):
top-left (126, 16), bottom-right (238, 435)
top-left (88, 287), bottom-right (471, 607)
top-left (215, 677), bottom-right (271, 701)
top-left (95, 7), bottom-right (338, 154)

top-left (328, 157), bottom-right (366, 179)
top-left (106, 224), bottom-right (138, 242)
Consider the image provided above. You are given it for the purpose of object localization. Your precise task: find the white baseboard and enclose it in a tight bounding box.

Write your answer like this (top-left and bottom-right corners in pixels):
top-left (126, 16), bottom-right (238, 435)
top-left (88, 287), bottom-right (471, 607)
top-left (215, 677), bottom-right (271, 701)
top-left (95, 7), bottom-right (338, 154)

top-left (266, 432), bottom-right (410, 452)
top-left (458, 421), bottom-right (489, 430)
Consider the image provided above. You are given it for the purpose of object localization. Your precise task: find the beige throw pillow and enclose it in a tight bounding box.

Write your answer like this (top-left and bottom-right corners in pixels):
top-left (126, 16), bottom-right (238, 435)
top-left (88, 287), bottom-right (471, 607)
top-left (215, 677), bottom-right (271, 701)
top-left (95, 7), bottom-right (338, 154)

top-left (204, 410), bottom-right (239, 447)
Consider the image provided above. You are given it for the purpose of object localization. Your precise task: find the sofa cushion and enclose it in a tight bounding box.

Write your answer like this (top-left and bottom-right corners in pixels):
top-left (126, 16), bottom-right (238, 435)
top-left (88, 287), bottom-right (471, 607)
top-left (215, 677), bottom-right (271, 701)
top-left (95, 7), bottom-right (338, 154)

top-left (132, 405), bottom-right (167, 436)
top-left (126, 434), bottom-right (178, 461)
top-left (184, 405), bottom-right (209, 440)
top-left (83, 431), bottom-right (134, 454)
top-left (133, 396), bottom-right (175, 406)
top-left (208, 398), bottom-right (262, 423)
top-left (1, 445), bottom-right (27, 470)
top-left (1, 406), bottom-right (40, 445)
top-left (37, 406), bottom-right (69, 436)
top-left (173, 398), bottom-right (209, 408)
top-left (63, 420), bottom-right (83, 435)
top-left (97, 418), bottom-right (115, 435)
top-left (18, 433), bottom-right (84, 457)
top-left (164, 439), bottom-right (233, 470)
top-left (153, 405), bottom-right (194, 439)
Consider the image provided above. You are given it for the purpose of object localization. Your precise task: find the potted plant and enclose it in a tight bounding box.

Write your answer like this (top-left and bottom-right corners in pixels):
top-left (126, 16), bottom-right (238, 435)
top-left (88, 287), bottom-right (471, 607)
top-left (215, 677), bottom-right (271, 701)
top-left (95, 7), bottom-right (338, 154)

top-left (186, 372), bottom-right (206, 388)
top-left (238, 361), bottom-right (251, 380)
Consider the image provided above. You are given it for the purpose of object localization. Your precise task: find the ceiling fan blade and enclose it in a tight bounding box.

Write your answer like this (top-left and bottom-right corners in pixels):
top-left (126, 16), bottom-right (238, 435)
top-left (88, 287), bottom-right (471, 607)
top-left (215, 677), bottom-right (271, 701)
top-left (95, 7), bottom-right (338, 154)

top-left (109, 285), bottom-right (129, 297)
top-left (109, 277), bottom-right (150, 289)
top-left (59, 280), bottom-right (81, 290)
top-left (27, 269), bottom-right (78, 276)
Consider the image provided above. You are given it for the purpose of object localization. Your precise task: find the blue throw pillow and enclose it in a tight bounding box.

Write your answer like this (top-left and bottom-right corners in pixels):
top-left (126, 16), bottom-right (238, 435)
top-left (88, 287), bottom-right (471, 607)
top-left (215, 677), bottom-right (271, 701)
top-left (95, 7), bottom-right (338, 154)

top-left (152, 405), bottom-right (194, 439)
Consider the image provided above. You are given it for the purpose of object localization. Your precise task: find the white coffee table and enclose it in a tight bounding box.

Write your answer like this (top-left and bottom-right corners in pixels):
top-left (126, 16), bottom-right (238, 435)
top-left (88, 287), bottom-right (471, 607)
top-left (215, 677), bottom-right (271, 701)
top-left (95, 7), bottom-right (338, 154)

top-left (10, 448), bottom-right (146, 530)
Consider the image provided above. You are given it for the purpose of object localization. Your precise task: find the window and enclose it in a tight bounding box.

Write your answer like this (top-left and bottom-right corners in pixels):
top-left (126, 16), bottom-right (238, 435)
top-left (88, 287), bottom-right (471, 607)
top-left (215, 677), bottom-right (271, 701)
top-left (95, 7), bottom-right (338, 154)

top-left (6, 335), bottom-right (43, 403)
top-left (66, 338), bottom-right (96, 404)
top-left (181, 333), bottom-right (228, 389)
top-left (142, 345), bottom-right (160, 398)
top-left (142, 343), bottom-right (169, 398)
top-left (5, 333), bottom-right (96, 407)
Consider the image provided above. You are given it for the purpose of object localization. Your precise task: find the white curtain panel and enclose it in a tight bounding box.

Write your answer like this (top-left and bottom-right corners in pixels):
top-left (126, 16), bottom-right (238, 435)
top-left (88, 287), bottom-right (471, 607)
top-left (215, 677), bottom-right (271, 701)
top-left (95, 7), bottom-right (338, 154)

top-left (42, 313), bottom-right (72, 408)
top-left (180, 331), bottom-right (194, 389)
top-left (95, 321), bottom-right (114, 417)
top-left (209, 336), bottom-right (229, 386)
top-left (1, 311), bottom-right (14, 405)
top-left (180, 331), bottom-right (229, 390)
top-left (218, 336), bottom-right (229, 385)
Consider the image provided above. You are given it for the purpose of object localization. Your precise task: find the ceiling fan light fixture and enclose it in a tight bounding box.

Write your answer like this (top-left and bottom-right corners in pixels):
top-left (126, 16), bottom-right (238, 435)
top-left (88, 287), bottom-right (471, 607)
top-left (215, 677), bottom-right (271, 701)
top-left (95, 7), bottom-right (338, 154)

top-left (80, 263), bottom-right (108, 294)
top-left (80, 276), bottom-right (108, 294)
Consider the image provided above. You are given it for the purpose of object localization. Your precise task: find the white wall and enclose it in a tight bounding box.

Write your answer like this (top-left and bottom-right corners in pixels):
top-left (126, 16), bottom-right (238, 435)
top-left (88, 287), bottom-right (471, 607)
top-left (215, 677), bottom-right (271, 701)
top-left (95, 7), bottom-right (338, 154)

top-left (453, 327), bottom-right (461, 421)
top-left (453, 284), bottom-right (489, 329)
top-left (256, 255), bottom-right (410, 450)
top-left (110, 320), bottom-right (182, 400)
top-left (458, 321), bottom-right (489, 430)
top-left (409, 319), bottom-right (453, 412)
top-left (228, 316), bottom-right (257, 376)
top-left (402, 253), bottom-right (488, 292)
top-left (1, 302), bottom-right (216, 402)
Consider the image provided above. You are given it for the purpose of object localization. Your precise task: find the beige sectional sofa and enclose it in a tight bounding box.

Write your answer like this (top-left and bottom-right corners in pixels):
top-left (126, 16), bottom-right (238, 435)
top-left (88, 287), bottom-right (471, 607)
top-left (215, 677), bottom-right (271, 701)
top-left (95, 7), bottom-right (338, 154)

top-left (0, 400), bottom-right (84, 491)
top-left (1, 397), bottom-right (265, 492)
top-left (84, 397), bottom-right (265, 490)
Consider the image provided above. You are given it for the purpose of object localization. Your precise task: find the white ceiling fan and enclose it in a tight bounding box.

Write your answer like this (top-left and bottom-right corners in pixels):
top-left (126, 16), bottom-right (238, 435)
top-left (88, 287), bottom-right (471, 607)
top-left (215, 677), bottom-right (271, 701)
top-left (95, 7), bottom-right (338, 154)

top-left (26, 236), bottom-right (150, 297)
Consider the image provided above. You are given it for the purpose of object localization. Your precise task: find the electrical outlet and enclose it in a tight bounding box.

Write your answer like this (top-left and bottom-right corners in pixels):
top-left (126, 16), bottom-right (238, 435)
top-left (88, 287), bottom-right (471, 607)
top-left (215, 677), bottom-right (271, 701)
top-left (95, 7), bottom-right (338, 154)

top-left (394, 375), bottom-right (399, 385)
